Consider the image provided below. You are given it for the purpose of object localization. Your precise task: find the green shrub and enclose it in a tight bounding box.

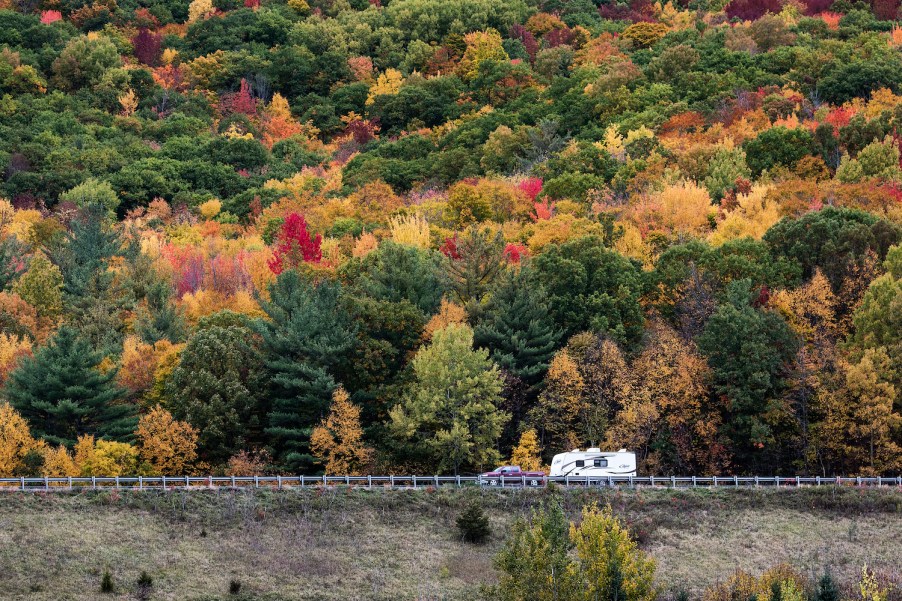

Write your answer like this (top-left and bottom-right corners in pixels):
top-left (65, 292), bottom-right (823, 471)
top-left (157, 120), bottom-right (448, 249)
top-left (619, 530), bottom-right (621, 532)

top-left (456, 501), bottom-right (492, 544)
top-left (100, 570), bottom-right (114, 593)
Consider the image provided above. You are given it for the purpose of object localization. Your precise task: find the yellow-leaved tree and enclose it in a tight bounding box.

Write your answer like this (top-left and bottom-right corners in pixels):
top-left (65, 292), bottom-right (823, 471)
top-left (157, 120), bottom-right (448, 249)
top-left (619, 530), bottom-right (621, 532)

top-left (0, 333), bottom-right (32, 386)
top-left (74, 435), bottom-right (139, 476)
top-left (41, 445), bottom-right (78, 477)
top-left (136, 405), bottom-right (199, 475)
top-left (310, 386), bottom-right (372, 475)
top-left (509, 429), bottom-right (543, 471)
top-left (188, 0), bottom-right (214, 22)
top-left (569, 504), bottom-right (657, 601)
top-left (0, 402), bottom-right (39, 477)
top-left (423, 298), bottom-right (466, 341)
top-left (531, 349), bottom-right (585, 454)
top-left (365, 68), bottom-right (403, 105)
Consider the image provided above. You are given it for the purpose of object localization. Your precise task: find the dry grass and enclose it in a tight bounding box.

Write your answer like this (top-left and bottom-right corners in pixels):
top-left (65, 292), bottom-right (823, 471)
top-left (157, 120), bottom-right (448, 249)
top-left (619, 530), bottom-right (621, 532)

top-left (0, 486), bottom-right (899, 600)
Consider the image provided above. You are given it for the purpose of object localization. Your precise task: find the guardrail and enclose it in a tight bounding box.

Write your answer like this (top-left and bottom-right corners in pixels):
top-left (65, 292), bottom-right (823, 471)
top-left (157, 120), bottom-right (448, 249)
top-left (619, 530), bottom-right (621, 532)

top-left (1, 475), bottom-right (901, 492)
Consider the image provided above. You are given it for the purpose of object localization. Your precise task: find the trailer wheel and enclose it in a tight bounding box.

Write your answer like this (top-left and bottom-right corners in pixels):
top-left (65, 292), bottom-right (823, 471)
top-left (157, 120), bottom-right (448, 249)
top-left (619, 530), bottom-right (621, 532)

top-left (489, 479), bottom-right (498, 487)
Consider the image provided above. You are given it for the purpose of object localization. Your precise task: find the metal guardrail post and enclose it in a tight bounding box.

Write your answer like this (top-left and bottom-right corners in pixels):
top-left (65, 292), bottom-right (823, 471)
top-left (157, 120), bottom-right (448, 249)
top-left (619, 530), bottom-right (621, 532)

top-left (456, 475), bottom-right (461, 488)
top-left (254, 475), bottom-right (259, 488)
top-left (390, 475), bottom-right (394, 488)
top-left (734, 476), bottom-right (738, 487)
top-left (412, 476), bottom-right (417, 489)
top-left (68, 477), bottom-right (73, 491)
top-left (713, 476), bottom-right (717, 487)
top-left (796, 476), bottom-right (800, 487)
top-left (368, 475), bottom-right (372, 489)
top-left (277, 476), bottom-right (282, 490)
top-left (115, 476), bottom-right (119, 489)
top-left (692, 476), bottom-right (697, 488)
top-left (138, 476), bottom-right (143, 491)
top-left (20, 476), bottom-right (24, 492)
top-left (650, 476), bottom-right (655, 487)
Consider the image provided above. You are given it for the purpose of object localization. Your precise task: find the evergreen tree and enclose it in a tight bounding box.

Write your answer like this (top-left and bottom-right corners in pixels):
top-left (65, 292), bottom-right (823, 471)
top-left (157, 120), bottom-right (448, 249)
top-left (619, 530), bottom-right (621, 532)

top-left (257, 271), bottom-right (357, 471)
top-left (3, 326), bottom-right (134, 447)
top-left (349, 241), bottom-right (448, 314)
top-left (0, 234), bottom-right (27, 291)
top-left (815, 568), bottom-right (840, 601)
top-left (49, 204), bottom-right (122, 299)
top-left (446, 227), bottom-right (506, 306)
top-left (134, 279), bottom-right (185, 344)
top-left (165, 321), bottom-right (265, 464)
top-left (474, 268), bottom-right (560, 388)
top-left (49, 205), bottom-right (131, 354)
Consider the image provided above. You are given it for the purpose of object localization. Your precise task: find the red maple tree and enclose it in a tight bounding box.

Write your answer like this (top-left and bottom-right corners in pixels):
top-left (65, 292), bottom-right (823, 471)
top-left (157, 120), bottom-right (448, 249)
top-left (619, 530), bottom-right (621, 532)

top-left (267, 213), bottom-right (322, 274)
top-left (40, 10), bottom-right (62, 23)
top-left (132, 28), bottom-right (163, 66)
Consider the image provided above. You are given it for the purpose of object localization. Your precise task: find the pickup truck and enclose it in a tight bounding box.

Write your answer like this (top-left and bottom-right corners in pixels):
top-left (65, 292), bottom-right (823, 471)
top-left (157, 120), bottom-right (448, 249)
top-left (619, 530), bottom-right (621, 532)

top-left (479, 465), bottom-right (546, 487)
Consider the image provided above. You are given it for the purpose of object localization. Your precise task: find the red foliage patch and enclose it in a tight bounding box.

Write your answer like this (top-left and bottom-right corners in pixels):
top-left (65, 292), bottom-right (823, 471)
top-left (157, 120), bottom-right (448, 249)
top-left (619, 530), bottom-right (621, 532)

top-left (440, 235), bottom-right (460, 260)
top-left (268, 213), bottom-right (322, 275)
top-left (132, 28), bottom-right (163, 67)
top-left (40, 10), bottom-right (62, 23)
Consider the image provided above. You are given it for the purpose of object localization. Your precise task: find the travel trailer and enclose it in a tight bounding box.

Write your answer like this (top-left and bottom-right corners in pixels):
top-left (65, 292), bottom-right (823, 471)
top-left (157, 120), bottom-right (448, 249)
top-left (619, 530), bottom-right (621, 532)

top-left (548, 448), bottom-right (637, 478)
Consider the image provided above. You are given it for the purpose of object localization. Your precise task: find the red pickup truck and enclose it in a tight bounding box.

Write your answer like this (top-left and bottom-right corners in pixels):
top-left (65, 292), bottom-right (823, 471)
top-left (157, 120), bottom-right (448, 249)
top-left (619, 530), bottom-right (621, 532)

top-left (480, 465), bottom-right (545, 487)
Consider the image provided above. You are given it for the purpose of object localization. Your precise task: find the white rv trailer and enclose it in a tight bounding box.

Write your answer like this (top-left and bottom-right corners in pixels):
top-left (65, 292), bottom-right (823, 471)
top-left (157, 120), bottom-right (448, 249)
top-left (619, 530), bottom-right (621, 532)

top-left (549, 448), bottom-right (637, 478)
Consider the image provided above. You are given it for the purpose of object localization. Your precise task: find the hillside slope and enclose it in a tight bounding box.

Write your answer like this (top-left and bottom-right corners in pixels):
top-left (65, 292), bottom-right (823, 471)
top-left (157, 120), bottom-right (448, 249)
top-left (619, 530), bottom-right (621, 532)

top-left (0, 487), bottom-right (899, 601)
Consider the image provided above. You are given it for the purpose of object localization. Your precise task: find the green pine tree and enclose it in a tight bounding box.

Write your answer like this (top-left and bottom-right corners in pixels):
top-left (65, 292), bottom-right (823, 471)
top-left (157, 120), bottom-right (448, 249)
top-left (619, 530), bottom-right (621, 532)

top-left (257, 271), bottom-right (357, 472)
top-left (135, 279), bottom-right (185, 344)
top-left (815, 568), bottom-right (840, 601)
top-left (3, 326), bottom-right (135, 447)
top-left (50, 205), bottom-right (132, 354)
top-left (447, 227), bottom-right (506, 306)
top-left (474, 267), bottom-right (560, 388)
top-left (0, 234), bottom-right (27, 291)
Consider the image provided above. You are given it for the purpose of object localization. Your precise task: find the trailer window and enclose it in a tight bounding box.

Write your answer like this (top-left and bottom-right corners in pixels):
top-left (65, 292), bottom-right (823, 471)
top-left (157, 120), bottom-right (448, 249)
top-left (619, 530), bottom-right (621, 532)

top-left (593, 459), bottom-right (608, 468)
top-left (575, 460), bottom-right (584, 467)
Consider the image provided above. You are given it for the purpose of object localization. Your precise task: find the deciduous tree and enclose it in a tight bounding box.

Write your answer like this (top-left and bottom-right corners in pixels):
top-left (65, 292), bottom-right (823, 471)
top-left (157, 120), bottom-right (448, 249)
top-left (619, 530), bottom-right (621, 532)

top-left (0, 402), bottom-right (39, 477)
top-left (136, 405), bottom-right (199, 475)
top-left (310, 386), bottom-right (371, 475)
top-left (389, 323), bottom-right (507, 474)
top-left (509, 429), bottom-right (543, 471)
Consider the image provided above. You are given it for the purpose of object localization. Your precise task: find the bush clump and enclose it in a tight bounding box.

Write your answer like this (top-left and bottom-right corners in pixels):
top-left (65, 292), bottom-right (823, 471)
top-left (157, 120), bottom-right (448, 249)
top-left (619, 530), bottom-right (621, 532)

top-left (456, 500), bottom-right (492, 544)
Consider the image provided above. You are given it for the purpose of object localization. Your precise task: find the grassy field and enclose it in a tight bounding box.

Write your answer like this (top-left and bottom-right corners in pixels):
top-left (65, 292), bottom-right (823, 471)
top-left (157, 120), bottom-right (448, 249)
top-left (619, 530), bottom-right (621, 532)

top-left (0, 485), bottom-right (900, 601)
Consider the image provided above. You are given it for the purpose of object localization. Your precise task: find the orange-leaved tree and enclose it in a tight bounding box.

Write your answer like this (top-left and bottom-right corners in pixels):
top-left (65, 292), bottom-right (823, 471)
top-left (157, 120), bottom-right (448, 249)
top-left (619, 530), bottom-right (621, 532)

top-left (136, 405), bottom-right (199, 475)
top-left (310, 386), bottom-right (371, 475)
top-left (0, 402), bottom-right (39, 477)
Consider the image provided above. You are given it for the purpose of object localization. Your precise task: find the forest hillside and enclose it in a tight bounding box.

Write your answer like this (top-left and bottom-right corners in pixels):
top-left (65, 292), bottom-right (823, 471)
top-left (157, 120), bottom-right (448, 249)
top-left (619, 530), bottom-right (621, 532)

top-left (1, 0), bottom-right (902, 477)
